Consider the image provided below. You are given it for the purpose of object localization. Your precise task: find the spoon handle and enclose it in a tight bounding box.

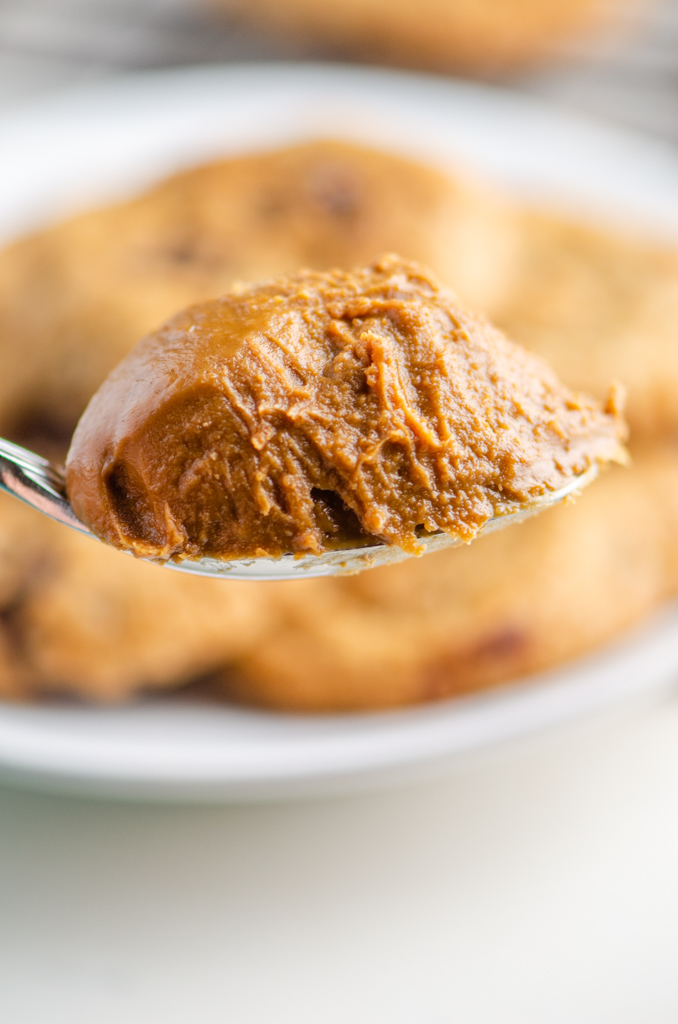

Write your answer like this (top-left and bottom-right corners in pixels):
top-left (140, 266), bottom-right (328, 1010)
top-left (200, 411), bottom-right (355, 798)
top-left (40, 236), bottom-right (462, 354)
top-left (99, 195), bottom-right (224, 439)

top-left (0, 437), bottom-right (92, 536)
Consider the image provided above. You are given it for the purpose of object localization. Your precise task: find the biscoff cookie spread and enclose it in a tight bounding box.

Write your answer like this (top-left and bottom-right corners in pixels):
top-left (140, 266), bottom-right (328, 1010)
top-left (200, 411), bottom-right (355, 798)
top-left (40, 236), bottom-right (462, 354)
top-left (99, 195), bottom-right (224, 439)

top-left (66, 255), bottom-right (626, 562)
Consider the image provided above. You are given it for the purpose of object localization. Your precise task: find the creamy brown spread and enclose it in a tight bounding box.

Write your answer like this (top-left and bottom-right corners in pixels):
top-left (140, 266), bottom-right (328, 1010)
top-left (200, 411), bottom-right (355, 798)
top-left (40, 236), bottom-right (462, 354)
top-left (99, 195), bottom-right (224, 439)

top-left (66, 255), bottom-right (626, 562)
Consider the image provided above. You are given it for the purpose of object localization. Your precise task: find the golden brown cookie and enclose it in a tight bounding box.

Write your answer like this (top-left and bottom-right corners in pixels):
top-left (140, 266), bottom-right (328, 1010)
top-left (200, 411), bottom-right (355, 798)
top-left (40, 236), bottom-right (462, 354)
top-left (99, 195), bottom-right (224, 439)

top-left (494, 211), bottom-right (678, 437)
top-left (224, 441), bottom-right (678, 710)
top-left (0, 634), bottom-right (29, 701)
top-left (0, 140), bottom-right (518, 442)
top-left (226, 0), bottom-right (635, 75)
top-left (0, 497), bottom-right (270, 702)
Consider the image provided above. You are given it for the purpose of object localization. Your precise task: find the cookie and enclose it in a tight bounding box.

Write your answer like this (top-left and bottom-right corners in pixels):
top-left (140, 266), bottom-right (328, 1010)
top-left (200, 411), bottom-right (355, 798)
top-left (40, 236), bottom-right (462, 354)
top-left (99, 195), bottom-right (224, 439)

top-left (494, 211), bottom-right (678, 437)
top-left (226, 0), bottom-right (630, 75)
top-left (3, 497), bottom-right (270, 702)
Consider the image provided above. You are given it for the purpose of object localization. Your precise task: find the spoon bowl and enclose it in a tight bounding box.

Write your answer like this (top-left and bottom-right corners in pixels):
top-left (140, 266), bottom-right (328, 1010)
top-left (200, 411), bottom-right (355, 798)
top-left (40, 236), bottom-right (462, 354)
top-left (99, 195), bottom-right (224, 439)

top-left (0, 436), bottom-right (597, 580)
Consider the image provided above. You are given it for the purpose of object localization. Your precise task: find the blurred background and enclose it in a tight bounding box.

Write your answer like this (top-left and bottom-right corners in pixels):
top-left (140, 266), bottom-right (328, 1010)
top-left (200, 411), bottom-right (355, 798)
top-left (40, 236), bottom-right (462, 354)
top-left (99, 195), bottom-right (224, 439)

top-left (2, 2), bottom-right (678, 1023)
top-left (0, 0), bottom-right (676, 143)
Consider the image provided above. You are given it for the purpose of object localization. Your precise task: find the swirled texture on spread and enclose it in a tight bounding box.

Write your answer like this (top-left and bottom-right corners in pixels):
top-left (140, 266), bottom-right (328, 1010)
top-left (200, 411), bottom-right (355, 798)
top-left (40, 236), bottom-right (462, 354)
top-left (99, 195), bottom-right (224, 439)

top-left (66, 255), bottom-right (626, 561)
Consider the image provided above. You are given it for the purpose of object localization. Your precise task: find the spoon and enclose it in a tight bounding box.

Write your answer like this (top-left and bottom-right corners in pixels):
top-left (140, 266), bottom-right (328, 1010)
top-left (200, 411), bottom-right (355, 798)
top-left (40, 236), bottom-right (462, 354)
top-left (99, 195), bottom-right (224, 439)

top-left (0, 435), bottom-right (597, 581)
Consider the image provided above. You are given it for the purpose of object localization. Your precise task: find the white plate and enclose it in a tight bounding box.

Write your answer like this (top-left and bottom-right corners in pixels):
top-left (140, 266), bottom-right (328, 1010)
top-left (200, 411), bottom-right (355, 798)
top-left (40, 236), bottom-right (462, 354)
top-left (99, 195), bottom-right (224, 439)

top-left (1, 63), bottom-right (677, 801)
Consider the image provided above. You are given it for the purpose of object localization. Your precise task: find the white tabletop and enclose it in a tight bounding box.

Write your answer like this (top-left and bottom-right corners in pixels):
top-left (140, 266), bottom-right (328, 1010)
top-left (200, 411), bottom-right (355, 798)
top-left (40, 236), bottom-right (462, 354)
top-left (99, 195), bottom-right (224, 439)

top-left (1, 2), bottom-right (678, 1020)
top-left (2, 697), bottom-right (678, 1022)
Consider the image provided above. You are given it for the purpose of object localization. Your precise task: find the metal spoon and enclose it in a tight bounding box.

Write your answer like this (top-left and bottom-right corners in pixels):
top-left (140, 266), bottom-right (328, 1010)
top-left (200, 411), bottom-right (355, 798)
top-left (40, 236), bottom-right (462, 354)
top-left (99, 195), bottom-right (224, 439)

top-left (0, 435), bottom-right (597, 581)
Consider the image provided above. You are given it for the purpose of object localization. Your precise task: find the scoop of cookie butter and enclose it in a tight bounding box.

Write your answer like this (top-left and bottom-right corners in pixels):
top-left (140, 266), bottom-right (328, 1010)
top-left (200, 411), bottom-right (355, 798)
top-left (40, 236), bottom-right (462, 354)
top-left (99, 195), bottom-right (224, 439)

top-left (65, 255), bottom-right (627, 563)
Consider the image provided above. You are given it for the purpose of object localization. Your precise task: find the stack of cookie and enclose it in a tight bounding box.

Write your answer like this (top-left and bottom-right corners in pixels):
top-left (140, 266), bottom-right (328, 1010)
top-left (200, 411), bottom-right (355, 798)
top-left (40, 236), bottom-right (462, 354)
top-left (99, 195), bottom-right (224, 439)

top-left (0, 140), bottom-right (677, 709)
